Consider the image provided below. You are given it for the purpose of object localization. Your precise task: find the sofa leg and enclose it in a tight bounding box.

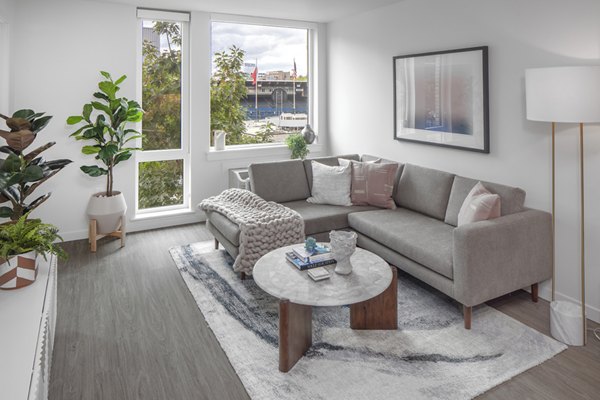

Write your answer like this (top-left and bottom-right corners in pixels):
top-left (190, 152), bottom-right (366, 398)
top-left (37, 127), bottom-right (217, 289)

top-left (531, 283), bottom-right (539, 303)
top-left (240, 272), bottom-right (246, 280)
top-left (463, 305), bottom-right (472, 330)
top-left (214, 238), bottom-right (219, 250)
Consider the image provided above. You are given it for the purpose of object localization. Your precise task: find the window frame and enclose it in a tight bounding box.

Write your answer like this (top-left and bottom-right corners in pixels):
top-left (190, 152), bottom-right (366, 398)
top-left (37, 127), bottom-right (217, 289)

top-left (135, 9), bottom-right (191, 215)
top-left (209, 14), bottom-right (318, 149)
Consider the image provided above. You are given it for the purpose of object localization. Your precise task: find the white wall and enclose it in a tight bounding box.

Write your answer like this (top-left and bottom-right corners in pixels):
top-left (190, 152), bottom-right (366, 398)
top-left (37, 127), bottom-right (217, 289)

top-left (9, 0), bottom-right (327, 241)
top-left (0, 0), bottom-right (14, 112)
top-left (327, 0), bottom-right (600, 322)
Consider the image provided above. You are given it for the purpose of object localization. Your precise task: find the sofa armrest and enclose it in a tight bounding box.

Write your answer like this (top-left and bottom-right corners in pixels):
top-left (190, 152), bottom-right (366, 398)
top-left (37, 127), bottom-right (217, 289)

top-left (453, 208), bottom-right (552, 306)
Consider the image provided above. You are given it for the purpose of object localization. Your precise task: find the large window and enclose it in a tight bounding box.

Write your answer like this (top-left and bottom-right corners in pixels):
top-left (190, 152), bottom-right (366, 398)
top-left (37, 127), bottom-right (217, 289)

top-left (137, 10), bottom-right (190, 213)
top-left (210, 20), bottom-right (310, 146)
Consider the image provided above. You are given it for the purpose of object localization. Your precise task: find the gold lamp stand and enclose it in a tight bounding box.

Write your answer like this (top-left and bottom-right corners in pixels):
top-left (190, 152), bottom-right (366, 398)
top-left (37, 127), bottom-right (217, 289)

top-left (527, 66), bottom-right (600, 347)
top-left (550, 121), bottom-right (587, 346)
top-left (578, 123), bottom-right (587, 345)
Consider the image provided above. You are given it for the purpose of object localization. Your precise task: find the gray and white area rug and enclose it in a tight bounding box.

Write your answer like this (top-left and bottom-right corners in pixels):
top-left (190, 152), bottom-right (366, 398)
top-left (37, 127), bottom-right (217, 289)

top-left (169, 241), bottom-right (566, 400)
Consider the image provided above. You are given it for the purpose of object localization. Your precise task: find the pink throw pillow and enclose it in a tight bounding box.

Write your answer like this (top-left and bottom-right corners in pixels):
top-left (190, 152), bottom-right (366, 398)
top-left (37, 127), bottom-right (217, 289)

top-left (340, 159), bottom-right (398, 209)
top-left (457, 182), bottom-right (501, 226)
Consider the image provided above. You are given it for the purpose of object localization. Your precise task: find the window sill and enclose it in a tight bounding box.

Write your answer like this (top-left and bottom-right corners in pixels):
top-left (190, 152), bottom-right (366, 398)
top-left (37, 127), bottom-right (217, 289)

top-left (131, 207), bottom-right (195, 221)
top-left (206, 143), bottom-right (323, 161)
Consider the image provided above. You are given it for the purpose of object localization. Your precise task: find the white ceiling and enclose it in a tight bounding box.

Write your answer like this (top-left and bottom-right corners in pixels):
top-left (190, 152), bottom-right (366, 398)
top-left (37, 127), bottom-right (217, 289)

top-left (96, 0), bottom-right (403, 23)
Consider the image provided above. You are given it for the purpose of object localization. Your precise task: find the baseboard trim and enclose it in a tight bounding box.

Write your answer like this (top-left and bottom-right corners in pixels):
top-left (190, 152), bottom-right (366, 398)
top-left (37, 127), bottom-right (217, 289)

top-left (526, 280), bottom-right (599, 324)
top-left (554, 290), bottom-right (600, 324)
top-left (60, 214), bottom-right (205, 243)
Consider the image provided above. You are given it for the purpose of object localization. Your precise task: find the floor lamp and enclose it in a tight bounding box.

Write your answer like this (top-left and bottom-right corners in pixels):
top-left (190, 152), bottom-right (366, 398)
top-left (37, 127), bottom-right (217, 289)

top-left (525, 66), bottom-right (600, 346)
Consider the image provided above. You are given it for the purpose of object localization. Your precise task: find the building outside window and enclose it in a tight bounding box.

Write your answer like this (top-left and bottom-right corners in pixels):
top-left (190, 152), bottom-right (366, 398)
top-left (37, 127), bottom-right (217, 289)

top-left (210, 20), bottom-right (310, 146)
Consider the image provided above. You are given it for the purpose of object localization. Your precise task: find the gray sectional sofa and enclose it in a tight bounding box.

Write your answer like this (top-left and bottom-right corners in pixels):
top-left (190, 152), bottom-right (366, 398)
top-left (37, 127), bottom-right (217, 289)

top-left (205, 154), bottom-right (552, 329)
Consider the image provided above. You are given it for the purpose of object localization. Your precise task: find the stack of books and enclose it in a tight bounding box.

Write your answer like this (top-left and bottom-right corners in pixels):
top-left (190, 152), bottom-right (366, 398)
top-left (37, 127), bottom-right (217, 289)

top-left (285, 245), bottom-right (336, 271)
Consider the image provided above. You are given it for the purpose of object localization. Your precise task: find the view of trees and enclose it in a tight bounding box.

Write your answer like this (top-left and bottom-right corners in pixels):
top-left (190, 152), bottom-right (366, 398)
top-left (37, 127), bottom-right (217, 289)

top-left (140, 22), bottom-right (277, 209)
top-left (210, 46), bottom-right (274, 145)
top-left (140, 21), bottom-right (184, 209)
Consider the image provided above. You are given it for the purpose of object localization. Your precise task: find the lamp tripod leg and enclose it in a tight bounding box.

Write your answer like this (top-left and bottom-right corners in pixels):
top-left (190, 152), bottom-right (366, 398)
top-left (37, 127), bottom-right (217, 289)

top-left (579, 123), bottom-right (587, 345)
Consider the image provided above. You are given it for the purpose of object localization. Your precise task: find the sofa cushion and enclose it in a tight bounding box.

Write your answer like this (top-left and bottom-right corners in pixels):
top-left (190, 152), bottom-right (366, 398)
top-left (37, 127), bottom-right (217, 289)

top-left (394, 164), bottom-right (455, 220)
top-left (445, 176), bottom-right (526, 226)
top-left (206, 211), bottom-right (240, 246)
top-left (361, 155), bottom-right (406, 201)
top-left (348, 208), bottom-right (455, 279)
top-left (457, 182), bottom-right (501, 226)
top-left (283, 200), bottom-right (378, 235)
top-left (307, 161), bottom-right (352, 206)
top-left (249, 159), bottom-right (310, 203)
top-left (340, 159), bottom-right (399, 209)
top-left (304, 154), bottom-right (360, 191)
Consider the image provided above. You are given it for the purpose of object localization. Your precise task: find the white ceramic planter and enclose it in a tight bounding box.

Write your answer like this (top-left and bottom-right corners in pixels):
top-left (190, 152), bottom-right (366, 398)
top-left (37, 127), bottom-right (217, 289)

top-left (0, 251), bottom-right (39, 290)
top-left (86, 191), bottom-right (127, 234)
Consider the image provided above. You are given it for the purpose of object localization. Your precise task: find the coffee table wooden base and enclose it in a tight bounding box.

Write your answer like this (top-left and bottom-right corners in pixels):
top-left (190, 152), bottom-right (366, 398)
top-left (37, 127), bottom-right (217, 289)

top-left (278, 266), bottom-right (398, 373)
top-left (350, 267), bottom-right (398, 330)
top-left (279, 299), bottom-right (312, 372)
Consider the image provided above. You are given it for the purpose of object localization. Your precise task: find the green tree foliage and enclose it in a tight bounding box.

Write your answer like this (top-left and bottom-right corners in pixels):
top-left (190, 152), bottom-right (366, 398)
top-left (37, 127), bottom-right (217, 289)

top-left (138, 160), bottom-right (183, 209)
top-left (139, 22), bottom-right (184, 209)
top-left (137, 24), bottom-right (277, 209)
top-left (210, 46), bottom-right (274, 145)
top-left (210, 46), bottom-right (247, 144)
top-left (142, 22), bottom-right (182, 150)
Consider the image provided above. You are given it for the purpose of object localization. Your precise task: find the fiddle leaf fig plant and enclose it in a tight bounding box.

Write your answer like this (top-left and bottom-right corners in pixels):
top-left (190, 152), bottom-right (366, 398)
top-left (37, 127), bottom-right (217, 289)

top-left (0, 110), bottom-right (72, 220)
top-left (67, 71), bottom-right (144, 197)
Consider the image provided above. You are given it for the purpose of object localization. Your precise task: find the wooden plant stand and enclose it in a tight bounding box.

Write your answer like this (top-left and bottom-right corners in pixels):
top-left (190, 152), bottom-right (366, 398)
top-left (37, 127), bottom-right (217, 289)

top-left (89, 217), bottom-right (126, 252)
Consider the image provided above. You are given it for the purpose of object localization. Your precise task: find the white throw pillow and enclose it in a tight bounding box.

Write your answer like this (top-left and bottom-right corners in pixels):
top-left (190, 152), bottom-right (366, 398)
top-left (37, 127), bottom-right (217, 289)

top-left (457, 181), bottom-right (501, 226)
top-left (307, 161), bottom-right (352, 206)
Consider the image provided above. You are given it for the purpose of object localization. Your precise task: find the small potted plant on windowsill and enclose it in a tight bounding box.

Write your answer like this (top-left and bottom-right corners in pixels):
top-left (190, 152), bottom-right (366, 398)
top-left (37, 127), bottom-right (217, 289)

top-left (0, 215), bottom-right (67, 290)
top-left (285, 133), bottom-right (309, 159)
top-left (67, 72), bottom-right (143, 249)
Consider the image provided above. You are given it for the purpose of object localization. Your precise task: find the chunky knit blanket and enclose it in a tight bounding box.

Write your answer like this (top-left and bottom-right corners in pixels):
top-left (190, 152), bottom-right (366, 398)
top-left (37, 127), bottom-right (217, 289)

top-left (199, 188), bottom-right (305, 275)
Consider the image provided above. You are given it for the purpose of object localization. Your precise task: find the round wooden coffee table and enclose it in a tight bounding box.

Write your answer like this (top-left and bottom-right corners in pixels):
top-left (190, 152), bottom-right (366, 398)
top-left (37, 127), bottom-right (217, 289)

top-left (253, 244), bottom-right (398, 372)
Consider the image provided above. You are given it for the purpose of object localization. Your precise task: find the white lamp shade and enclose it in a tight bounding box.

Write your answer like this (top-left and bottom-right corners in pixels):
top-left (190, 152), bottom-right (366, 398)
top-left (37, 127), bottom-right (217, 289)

top-left (526, 66), bottom-right (600, 123)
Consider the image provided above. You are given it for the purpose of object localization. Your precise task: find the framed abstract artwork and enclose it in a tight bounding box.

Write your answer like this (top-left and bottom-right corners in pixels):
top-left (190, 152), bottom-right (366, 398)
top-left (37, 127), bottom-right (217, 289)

top-left (393, 46), bottom-right (489, 153)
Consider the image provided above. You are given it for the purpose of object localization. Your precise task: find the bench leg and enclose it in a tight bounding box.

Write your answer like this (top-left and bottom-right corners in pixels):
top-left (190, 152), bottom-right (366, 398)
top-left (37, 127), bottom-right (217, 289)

top-left (531, 283), bottom-right (539, 303)
top-left (464, 305), bottom-right (472, 330)
top-left (214, 238), bottom-right (219, 250)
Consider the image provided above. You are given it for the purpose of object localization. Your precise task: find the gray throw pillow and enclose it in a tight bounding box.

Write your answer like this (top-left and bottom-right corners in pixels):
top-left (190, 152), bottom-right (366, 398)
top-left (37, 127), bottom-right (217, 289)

top-left (307, 161), bottom-right (352, 206)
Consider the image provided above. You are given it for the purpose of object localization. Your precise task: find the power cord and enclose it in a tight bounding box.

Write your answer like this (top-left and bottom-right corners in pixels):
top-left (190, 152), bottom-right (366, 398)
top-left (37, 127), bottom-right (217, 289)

top-left (591, 328), bottom-right (600, 341)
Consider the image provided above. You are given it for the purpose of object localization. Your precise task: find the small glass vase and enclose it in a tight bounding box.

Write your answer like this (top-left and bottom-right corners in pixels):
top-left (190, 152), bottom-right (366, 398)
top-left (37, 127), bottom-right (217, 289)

top-left (329, 230), bottom-right (357, 275)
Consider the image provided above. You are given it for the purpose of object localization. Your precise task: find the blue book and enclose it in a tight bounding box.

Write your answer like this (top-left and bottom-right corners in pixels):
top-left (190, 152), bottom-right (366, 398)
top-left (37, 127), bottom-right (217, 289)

top-left (292, 245), bottom-right (332, 263)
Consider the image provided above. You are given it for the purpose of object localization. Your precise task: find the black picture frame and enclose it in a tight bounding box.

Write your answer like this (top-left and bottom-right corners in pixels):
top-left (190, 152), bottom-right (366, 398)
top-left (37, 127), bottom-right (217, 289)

top-left (393, 46), bottom-right (489, 153)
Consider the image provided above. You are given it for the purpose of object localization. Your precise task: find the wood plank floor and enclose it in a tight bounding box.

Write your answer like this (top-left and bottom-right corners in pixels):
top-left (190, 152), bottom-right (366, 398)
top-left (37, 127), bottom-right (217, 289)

top-left (50, 223), bottom-right (600, 400)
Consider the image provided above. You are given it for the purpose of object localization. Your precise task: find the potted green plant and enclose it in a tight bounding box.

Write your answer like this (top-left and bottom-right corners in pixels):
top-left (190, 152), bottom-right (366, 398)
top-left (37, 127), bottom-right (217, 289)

top-left (0, 110), bottom-right (72, 220)
top-left (67, 71), bottom-right (143, 235)
top-left (0, 214), bottom-right (66, 290)
top-left (285, 133), bottom-right (309, 159)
